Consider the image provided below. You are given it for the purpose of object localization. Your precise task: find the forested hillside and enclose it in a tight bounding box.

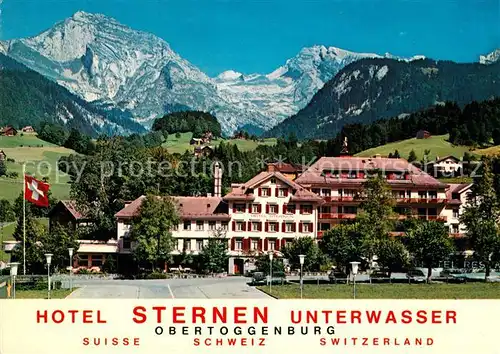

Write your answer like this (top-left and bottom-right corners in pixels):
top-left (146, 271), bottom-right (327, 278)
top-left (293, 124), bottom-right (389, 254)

top-left (152, 111), bottom-right (222, 138)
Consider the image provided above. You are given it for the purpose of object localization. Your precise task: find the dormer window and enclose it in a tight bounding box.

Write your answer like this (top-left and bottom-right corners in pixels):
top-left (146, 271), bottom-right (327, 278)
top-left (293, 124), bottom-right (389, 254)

top-left (270, 178), bottom-right (276, 184)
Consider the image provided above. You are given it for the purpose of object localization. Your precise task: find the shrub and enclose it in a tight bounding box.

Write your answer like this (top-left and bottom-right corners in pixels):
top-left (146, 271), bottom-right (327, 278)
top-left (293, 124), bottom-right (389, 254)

top-left (6, 158), bottom-right (15, 163)
top-left (77, 268), bottom-right (91, 275)
top-left (146, 272), bottom-right (168, 279)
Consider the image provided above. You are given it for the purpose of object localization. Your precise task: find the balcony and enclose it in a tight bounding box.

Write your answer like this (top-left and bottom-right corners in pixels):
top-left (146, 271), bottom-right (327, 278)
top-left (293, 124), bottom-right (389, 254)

top-left (418, 215), bottom-right (447, 222)
top-left (338, 213), bottom-right (357, 219)
top-left (319, 213), bottom-right (339, 219)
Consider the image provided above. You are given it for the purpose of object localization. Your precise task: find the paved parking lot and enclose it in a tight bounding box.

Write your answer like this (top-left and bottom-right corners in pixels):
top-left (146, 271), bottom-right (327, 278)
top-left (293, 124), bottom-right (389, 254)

top-left (66, 277), bottom-right (274, 299)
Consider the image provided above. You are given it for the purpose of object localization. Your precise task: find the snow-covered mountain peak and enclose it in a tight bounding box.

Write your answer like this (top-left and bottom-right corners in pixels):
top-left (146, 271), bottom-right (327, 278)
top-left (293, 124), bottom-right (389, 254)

top-left (480, 49), bottom-right (500, 65)
top-left (215, 70), bottom-right (244, 82)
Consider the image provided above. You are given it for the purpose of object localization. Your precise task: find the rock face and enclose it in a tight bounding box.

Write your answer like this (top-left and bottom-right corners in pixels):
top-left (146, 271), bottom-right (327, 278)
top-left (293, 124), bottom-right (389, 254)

top-left (0, 11), bottom-right (402, 135)
top-left (480, 49), bottom-right (500, 65)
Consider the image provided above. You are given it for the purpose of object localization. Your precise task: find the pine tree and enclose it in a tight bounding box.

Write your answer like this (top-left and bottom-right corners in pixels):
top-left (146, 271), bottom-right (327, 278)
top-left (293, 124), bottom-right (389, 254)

top-left (408, 150), bottom-right (417, 162)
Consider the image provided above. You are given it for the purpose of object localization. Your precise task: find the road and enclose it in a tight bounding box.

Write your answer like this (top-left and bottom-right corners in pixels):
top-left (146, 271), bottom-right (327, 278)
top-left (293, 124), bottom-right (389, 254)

top-left (66, 277), bottom-right (274, 299)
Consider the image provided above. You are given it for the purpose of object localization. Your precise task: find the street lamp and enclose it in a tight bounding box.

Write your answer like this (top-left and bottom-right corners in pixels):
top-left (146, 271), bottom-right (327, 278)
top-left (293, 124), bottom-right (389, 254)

top-left (9, 262), bottom-right (19, 299)
top-left (350, 261), bottom-right (360, 299)
top-left (45, 253), bottom-right (53, 300)
top-left (68, 248), bottom-right (74, 291)
top-left (299, 254), bottom-right (305, 299)
top-left (268, 251), bottom-right (273, 294)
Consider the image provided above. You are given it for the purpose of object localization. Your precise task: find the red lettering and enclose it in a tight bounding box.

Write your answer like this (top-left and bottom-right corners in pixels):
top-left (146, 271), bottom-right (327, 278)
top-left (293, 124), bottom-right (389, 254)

top-left (234, 307), bottom-right (246, 324)
top-left (37, 310), bottom-right (48, 323)
top-left (52, 310), bottom-right (64, 323)
top-left (431, 311), bottom-right (441, 323)
top-left (173, 307), bottom-right (186, 323)
top-left (351, 310), bottom-right (361, 323)
top-left (336, 310), bottom-right (346, 324)
top-left (192, 307), bottom-right (206, 323)
top-left (446, 311), bottom-right (457, 323)
top-left (416, 310), bottom-right (427, 324)
top-left (152, 306), bottom-right (166, 323)
top-left (132, 306), bottom-right (147, 324)
top-left (365, 311), bottom-right (381, 323)
top-left (82, 310), bottom-right (92, 323)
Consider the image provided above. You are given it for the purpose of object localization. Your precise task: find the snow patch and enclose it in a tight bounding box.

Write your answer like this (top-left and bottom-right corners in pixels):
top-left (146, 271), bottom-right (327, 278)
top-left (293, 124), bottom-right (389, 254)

top-left (376, 65), bottom-right (388, 80)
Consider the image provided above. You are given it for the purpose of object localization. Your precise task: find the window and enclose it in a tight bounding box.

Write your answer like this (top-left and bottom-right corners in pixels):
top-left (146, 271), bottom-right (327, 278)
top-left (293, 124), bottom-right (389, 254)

top-left (78, 256), bottom-right (88, 267)
top-left (172, 224), bottom-right (179, 231)
top-left (269, 240), bottom-right (275, 251)
top-left (261, 188), bottom-right (270, 196)
top-left (452, 193), bottom-right (460, 200)
top-left (451, 224), bottom-right (459, 233)
top-left (394, 173), bottom-right (405, 180)
top-left (183, 221), bottom-right (191, 231)
top-left (196, 240), bottom-right (204, 251)
top-left (91, 255), bottom-right (103, 267)
top-left (236, 222), bottom-right (243, 231)
top-left (429, 191), bottom-right (437, 199)
top-left (184, 239), bottom-right (192, 251)
top-left (287, 204), bottom-right (296, 214)
top-left (286, 223), bottom-right (293, 232)
top-left (320, 223), bottom-right (330, 231)
top-left (348, 172), bottom-right (357, 179)
top-left (321, 206), bottom-right (331, 213)
top-left (418, 191), bottom-right (427, 199)
top-left (122, 237), bottom-right (131, 249)
top-left (322, 189), bottom-right (331, 196)
top-left (252, 222), bottom-right (260, 231)
top-left (234, 204), bottom-right (246, 213)
top-left (343, 189), bottom-right (356, 197)
top-left (278, 188), bottom-right (288, 197)
top-left (252, 204), bottom-right (260, 213)
top-left (312, 188), bottom-right (320, 195)
top-left (196, 221), bottom-right (204, 231)
top-left (251, 240), bottom-right (259, 250)
top-left (269, 205), bottom-right (278, 214)
top-left (209, 221), bottom-right (216, 230)
top-left (303, 223), bottom-right (311, 232)
top-left (269, 223), bottom-right (277, 232)
top-left (301, 205), bottom-right (312, 214)
top-left (343, 206), bottom-right (357, 214)
top-left (453, 209), bottom-right (459, 218)
top-left (221, 222), bottom-right (228, 230)
top-left (270, 178), bottom-right (276, 184)
top-left (235, 240), bottom-right (243, 250)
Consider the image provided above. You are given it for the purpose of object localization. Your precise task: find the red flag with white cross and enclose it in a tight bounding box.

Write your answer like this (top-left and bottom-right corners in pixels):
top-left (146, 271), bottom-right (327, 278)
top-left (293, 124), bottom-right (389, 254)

top-left (24, 175), bottom-right (50, 207)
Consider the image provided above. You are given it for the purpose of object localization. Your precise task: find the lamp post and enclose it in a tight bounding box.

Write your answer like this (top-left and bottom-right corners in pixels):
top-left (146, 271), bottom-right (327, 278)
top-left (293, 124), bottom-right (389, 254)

top-left (45, 253), bottom-right (53, 299)
top-left (68, 248), bottom-right (74, 291)
top-left (350, 261), bottom-right (360, 299)
top-left (299, 254), bottom-right (305, 299)
top-left (9, 262), bottom-right (19, 299)
top-left (268, 251), bottom-right (273, 294)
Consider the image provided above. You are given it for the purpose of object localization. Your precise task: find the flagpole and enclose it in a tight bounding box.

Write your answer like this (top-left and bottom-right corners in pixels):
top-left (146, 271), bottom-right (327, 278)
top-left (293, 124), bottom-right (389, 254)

top-left (23, 163), bottom-right (26, 275)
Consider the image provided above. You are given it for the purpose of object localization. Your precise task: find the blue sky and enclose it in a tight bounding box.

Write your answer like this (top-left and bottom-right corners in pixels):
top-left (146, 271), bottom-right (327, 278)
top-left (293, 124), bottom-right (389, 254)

top-left (1, 0), bottom-right (498, 76)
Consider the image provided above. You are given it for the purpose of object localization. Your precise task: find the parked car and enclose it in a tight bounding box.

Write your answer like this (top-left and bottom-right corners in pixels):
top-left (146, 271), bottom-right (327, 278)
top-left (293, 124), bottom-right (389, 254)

top-left (406, 269), bottom-right (426, 283)
top-left (328, 270), bottom-right (348, 284)
top-left (251, 272), bottom-right (266, 285)
top-left (370, 271), bottom-right (390, 283)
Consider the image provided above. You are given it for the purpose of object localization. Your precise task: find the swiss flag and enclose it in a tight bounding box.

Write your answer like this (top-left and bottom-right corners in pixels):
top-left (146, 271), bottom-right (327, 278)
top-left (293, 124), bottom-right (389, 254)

top-left (24, 175), bottom-right (50, 207)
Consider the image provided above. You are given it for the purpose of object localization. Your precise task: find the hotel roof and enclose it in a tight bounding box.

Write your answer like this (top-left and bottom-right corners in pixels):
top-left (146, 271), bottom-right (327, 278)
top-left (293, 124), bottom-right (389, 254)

top-left (295, 156), bottom-right (447, 188)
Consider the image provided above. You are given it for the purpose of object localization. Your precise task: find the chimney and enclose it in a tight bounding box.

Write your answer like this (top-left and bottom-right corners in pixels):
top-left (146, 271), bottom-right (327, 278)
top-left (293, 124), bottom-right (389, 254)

top-left (213, 161), bottom-right (222, 197)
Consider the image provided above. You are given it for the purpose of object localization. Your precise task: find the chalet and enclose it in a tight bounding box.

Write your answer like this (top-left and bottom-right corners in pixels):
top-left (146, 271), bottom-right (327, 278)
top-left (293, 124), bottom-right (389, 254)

top-left (48, 200), bottom-right (91, 232)
top-left (233, 131), bottom-right (246, 140)
top-left (201, 131), bottom-right (213, 143)
top-left (194, 145), bottom-right (214, 157)
top-left (416, 130), bottom-right (431, 139)
top-left (0, 126), bottom-right (17, 137)
top-left (190, 138), bottom-right (203, 145)
top-left (426, 155), bottom-right (463, 176)
top-left (0, 150), bottom-right (6, 161)
top-left (21, 126), bottom-right (35, 133)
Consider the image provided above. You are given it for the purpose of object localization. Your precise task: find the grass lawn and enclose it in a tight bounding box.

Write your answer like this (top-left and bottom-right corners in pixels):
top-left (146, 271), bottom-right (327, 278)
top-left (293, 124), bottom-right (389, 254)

top-left (15, 289), bottom-right (75, 299)
top-left (355, 135), bottom-right (478, 161)
top-left (0, 136), bottom-right (74, 203)
top-left (474, 145), bottom-right (500, 156)
top-left (258, 283), bottom-right (500, 299)
top-left (0, 219), bottom-right (48, 263)
top-left (162, 132), bottom-right (277, 154)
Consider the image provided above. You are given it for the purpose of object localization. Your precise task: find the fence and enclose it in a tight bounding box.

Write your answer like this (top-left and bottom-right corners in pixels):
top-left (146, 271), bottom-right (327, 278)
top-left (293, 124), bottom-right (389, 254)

top-left (0, 276), bottom-right (9, 298)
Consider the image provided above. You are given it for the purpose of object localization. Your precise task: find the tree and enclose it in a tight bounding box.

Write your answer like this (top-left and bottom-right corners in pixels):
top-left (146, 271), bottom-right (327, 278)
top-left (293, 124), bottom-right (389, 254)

top-left (11, 214), bottom-right (48, 274)
top-left (0, 161), bottom-right (6, 177)
top-left (319, 223), bottom-right (363, 273)
top-left (408, 150), bottom-right (417, 162)
top-left (41, 223), bottom-right (79, 273)
top-left (199, 228), bottom-right (229, 274)
top-left (130, 195), bottom-right (180, 271)
top-left (254, 253), bottom-right (285, 275)
top-left (356, 172), bottom-right (396, 272)
top-left (407, 221), bottom-right (454, 282)
top-left (375, 238), bottom-right (410, 278)
top-left (281, 236), bottom-right (324, 272)
top-left (0, 199), bottom-right (15, 223)
top-left (393, 150), bottom-right (401, 158)
top-left (460, 158), bottom-right (500, 278)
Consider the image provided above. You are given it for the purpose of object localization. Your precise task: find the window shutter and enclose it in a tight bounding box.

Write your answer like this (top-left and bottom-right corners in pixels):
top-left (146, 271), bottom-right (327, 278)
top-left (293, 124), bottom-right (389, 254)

top-left (258, 188), bottom-right (262, 196)
top-left (300, 205), bottom-right (304, 214)
top-left (232, 206), bottom-right (236, 213)
top-left (282, 239), bottom-right (286, 248)
top-left (232, 221), bottom-right (236, 231)
top-left (275, 188), bottom-right (279, 197)
top-left (247, 204), bottom-right (251, 213)
top-left (266, 204), bottom-right (269, 213)
top-left (299, 223), bottom-right (303, 233)
top-left (283, 204), bottom-right (288, 214)
top-left (275, 239), bottom-right (280, 250)
top-left (258, 239), bottom-right (263, 251)
top-left (231, 238), bottom-right (235, 250)
top-left (282, 222), bottom-right (285, 232)
top-left (284, 189), bottom-right (289, 197)
top-left (258, 222), bottom-right (262, 231)
top-left (243, 238), bottom-right (248, 251)
top-left (292, 223), bottom-right (296, 232)
top-left (265, 222), bottom-right (269, 232)
top-left (264, 238), bottom-right (269, 250)
top-left (246, 222), bottom-right (251, 231)
top-left (258, 204), bottom-right (262, 213)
